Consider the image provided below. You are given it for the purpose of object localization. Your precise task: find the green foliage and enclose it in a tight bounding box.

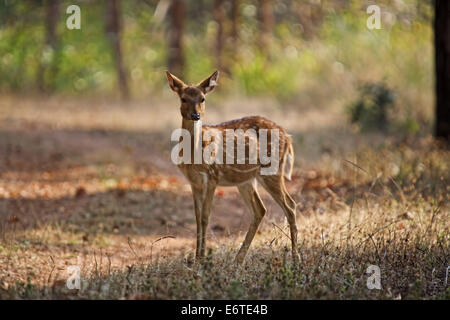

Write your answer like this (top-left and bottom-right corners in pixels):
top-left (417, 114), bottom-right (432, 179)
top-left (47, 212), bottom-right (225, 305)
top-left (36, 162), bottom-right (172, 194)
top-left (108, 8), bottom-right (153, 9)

top-left (233, 53), bottom-right (299, 99)
top-left (400, 118), bottom-right (420, 135)
top-left (0, 0), bottom-right (434, 127)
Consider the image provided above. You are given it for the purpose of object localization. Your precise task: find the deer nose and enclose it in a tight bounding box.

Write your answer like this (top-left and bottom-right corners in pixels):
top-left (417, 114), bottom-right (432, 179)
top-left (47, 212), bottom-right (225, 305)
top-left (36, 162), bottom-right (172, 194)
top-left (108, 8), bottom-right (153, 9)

top-left (191, 112), bottom-right (200, 121)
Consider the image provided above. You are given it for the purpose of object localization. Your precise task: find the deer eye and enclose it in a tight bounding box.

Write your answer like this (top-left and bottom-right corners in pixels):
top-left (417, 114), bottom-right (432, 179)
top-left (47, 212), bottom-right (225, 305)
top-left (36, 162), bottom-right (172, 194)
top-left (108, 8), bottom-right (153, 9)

top-left (181, 98), bottom-right (187, 103)
top-left (201, 98), bottom-right (205, 103)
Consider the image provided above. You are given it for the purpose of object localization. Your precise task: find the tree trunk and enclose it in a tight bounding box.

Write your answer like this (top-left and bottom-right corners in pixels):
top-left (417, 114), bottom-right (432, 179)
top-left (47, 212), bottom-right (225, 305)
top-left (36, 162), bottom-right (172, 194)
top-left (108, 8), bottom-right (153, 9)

top-left (230, 0), bottom-right (239, 45)
top-left (435, 0), bottom-right (450, 142)
top-left (106, 0), bottom-right (129, 100)
top-left (37, 0), bottom-right (60, 92)
top-left (168, 0), bottom-right (185, 78)
top-left (257, 0), bottom-right (273, 52)
top-left (214, 0), bottom-right (225, 70)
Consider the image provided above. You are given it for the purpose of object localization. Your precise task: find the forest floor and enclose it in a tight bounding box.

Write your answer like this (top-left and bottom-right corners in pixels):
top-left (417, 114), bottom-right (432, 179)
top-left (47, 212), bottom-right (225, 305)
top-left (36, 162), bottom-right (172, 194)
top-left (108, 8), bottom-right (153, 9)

top-left (0, 95), bottom-right (448, 299)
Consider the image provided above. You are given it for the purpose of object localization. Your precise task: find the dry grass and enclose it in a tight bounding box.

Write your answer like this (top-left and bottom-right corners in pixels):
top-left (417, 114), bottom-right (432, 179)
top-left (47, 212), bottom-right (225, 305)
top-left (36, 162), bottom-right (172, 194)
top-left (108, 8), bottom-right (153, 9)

top-left (0, 95), bottom-right (448, 299)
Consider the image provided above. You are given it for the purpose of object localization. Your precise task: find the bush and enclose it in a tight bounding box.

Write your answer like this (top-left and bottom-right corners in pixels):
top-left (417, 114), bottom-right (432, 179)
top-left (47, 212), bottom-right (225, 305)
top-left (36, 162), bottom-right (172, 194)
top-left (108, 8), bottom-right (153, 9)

top-left (347, 81), bottom-right (396, 132)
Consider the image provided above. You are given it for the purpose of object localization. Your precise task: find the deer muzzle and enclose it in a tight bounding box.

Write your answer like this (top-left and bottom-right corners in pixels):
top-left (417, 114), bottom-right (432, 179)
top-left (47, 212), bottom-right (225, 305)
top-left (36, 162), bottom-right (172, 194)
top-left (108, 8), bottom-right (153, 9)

top-left (191, 112), bottom-right (201, 121)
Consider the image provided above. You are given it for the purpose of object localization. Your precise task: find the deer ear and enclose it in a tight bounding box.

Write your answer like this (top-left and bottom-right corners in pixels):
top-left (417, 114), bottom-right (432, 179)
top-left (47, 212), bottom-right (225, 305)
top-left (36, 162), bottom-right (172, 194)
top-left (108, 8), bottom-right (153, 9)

top-left (166, 71), bottom-right (186, 94)
top-left (197, 70), bottom-right (219, 94)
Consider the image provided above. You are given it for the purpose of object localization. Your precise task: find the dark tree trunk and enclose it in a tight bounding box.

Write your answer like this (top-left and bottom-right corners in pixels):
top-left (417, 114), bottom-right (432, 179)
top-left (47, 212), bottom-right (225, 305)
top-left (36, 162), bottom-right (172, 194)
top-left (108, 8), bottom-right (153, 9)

top-left (37, 0), bottom-right (60, 92)
top-left (214, 0), bottom-right (225, 70)
top-left (168, 0), bottom-right (185, 78)
top-left (258, 0), bottom-right (273, 52)
top-left (230, 0), bottom-right (239, 45)
top-left (435, 0), bottom-right (450, 142)
top-left (190, 0), bottom-right (206, 32)
top-left (106, 0), bottom-right (129, 100)
top-left (292, 1), bottom-right (324, 40)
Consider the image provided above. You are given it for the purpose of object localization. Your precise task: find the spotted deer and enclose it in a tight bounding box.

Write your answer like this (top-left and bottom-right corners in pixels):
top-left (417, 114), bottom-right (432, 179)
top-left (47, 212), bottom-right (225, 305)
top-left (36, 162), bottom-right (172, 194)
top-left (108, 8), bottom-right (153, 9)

top-left (166, 70), bottom-right (299, 264)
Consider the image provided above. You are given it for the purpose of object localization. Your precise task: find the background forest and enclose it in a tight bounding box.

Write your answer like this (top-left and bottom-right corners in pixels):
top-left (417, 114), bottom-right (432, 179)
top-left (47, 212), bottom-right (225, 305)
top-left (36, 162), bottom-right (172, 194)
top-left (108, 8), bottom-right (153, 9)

top-left (0, 0), bottom-right (434, 132)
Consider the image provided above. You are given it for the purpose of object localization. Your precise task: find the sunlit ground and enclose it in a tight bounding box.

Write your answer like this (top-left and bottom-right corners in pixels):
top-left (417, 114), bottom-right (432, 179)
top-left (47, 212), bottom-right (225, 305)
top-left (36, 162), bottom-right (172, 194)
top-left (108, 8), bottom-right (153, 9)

top-left (0, 95), bottom-right (448, 299)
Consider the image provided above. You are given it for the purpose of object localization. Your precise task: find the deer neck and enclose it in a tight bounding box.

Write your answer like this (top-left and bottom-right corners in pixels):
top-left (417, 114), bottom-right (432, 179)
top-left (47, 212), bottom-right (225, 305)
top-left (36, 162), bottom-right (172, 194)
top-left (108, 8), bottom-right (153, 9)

top-left (182, 118), bottom-right (203, 164)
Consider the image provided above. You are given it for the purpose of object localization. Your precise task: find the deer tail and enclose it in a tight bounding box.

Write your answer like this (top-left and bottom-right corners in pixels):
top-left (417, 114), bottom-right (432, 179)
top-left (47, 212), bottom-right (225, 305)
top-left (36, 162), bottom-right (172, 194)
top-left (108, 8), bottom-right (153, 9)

top-left (283, 140), bottom-right (294, 181)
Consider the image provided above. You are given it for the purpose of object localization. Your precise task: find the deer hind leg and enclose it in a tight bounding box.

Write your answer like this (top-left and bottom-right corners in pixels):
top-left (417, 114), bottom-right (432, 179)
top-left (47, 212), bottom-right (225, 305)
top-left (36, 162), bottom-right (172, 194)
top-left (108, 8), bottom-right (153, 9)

top-left (259, 175), bottom-right (300, 264)
top-left (235, 180), bottom-right (267, 264)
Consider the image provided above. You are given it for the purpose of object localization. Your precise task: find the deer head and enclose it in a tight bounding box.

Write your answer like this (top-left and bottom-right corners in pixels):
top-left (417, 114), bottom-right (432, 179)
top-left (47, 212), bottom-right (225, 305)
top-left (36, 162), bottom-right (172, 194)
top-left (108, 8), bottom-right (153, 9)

top-left (165, 70), bottom-right (219, 121)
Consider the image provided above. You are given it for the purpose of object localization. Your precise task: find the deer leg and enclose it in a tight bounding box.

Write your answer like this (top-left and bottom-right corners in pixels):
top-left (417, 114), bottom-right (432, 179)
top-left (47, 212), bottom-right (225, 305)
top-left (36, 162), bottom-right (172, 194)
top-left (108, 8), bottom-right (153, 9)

top-left (200, 182), bottom-right (216, 259)
top-left (192, 188), bottom-right (204, 261)
top-left (260, 175), bottom-right (300, 264)
top-left (235, 180), bottom-right (267, 264)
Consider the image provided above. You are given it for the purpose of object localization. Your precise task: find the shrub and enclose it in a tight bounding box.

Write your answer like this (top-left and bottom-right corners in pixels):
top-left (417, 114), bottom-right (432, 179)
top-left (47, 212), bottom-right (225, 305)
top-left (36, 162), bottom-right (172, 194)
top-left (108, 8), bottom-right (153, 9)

top-left (347, 81), bottom-right (396, 132)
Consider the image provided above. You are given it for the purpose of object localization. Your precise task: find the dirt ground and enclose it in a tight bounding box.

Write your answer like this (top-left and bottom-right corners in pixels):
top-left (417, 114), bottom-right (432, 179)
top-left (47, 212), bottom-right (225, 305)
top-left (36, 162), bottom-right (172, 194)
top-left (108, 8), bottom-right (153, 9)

top-left (0, 95), bottom-right (448, 299)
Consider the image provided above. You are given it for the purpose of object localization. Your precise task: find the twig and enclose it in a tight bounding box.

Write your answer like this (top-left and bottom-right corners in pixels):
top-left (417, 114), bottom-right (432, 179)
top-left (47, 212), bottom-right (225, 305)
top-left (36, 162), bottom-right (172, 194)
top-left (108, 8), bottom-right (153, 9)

top-left (367, 233), bottom-right (381, 262)
top-left (344, 159), bottom-right (369, 175)
top-left (93, 250), bottom-right (98, 276)
top-left (426, 203), bottom-right (441, 236)
top-left (388, 175), bottom-right (406, 207)
top-left (106, 252), bottom-right (112, 276)
top-left (126, 264), bottom-right (134, 285)
top-left (150, 235), bottom-right (176, 265)
top-left (271, 222), bottom-right (291, 241)
top-left (47, 255), bottom-right (56, 290)
top-left (127, 236), bottom-right (140, 259)
top-left (344, 158), bottom-right (365, 242)
top-left (355, 218), bottom-right (402, 250)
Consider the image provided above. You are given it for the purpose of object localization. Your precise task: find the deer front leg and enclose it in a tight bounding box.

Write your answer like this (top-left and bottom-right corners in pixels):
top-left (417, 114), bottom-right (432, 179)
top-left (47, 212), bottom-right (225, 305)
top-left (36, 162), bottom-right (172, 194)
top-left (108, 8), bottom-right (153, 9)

top-left (200, 182), bottom-right (216, 259)
top-left (192, 178), bottom-right (216, 262)
top-left (192, 188), bottom-right (204, 261)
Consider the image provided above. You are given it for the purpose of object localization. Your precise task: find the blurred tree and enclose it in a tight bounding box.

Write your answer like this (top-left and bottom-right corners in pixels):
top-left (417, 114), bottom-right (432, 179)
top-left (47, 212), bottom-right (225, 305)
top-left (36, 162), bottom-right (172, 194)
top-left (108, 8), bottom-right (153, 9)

top-left (37, 0), bottom-right (60, 92)
top-left (230, 0), bottom-right (239, 46)
top-left (258, 0), bottom-right (273, 52)
top-left (292, 0), bottom-right (324, 40)
top-left (106, 0), bottom-right (129, 100)
top-left (188, 0), bottom-right (207, 33)
top-left (168, 0), bottom-right (185, 78)
top-left (435, 0), bottom-right (450, 142)
top-left (213, 0), bottom-right (225, 71)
